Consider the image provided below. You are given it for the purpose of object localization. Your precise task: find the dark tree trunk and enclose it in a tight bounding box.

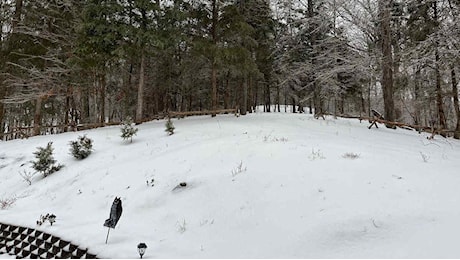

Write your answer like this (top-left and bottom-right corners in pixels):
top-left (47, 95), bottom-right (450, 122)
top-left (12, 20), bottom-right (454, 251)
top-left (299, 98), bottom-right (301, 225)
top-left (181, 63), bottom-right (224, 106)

top-left (239, 78), bottom-right (247, 116)
top-left (379, 0), bottom-right (396, 126)
top-left (12, 0), bottom-right (23, 33)
top-left (136, 49), bottom-right (145, 123)
top-left (254, 80), bottom-right (259, 111)
top-left (210, 0), bottom-right (218, 117)
top-left (99, 73), bottom-right (106, 125)
top-left (82, 86), bottom-right (90, 124)
top-left (433, 3), bottom-right (446, 130)
top-left (64, 95), bottom-right (70, 132)
top-left (414, 67), bottom-right (421, 125)
top-left (33, 97), bottom-right (43, 136)
top-left (265, 81), bottom-right (271, 112)
top-left (451, 66), bottom-right (460, 139)
top-left (247, 77), bottom-right (253, 113)
top-left (224, 75), bottom-right (230, 109)
top-left (0, 83), bottom-right (5, 135)
top-left (276, 82), bottom-right (280, 112)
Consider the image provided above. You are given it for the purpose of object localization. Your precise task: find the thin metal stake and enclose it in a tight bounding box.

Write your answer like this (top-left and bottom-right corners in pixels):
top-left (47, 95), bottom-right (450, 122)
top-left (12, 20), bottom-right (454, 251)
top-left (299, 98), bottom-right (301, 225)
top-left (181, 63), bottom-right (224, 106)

top-left (105, 227), bottom-right (111, 244)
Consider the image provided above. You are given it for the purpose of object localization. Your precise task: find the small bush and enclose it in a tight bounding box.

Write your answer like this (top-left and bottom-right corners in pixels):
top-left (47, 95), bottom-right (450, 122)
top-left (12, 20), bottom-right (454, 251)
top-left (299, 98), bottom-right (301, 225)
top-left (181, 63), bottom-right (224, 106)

top-left (31, 142), bottom-right (64, 177)
top-left (121, 116), bottom-right (138, 142)
top-left (69, 135), bottom-right (93, 160)
top-left (0, 196), bottom-right (16, 210)
top-left (165, 118), bottom-right (175, 135)
top-left (342, 152), bottom-right (360, 160)
top-left (263, 135), bottom-right (288, 143)
top-left (309, 149), bottom-right (325, 161)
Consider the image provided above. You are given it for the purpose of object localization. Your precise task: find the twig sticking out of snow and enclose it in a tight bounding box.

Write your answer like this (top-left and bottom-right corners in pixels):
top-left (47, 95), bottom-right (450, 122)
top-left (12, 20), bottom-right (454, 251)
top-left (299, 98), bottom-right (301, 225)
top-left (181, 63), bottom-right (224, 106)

top-left (372, 219), bottom-right (380, 228)
top-left (177, 219), bottom-right (187, 233)
top-left (419, 152), bottom-right (430, 163)
top-left (231, 161), bottom-right (247, 177)
top-left (19, 170), bottom-right (36, 185)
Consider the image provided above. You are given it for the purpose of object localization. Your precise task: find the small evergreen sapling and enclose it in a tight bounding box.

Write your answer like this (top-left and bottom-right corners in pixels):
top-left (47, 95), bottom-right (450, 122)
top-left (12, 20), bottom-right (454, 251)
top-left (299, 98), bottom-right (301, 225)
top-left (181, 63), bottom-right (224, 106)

top-left (69, 135), bottom-right (93, 159)
top-left (31, 142), bottom-right (63, 177)
top-left (120, 116), bottom-right (138, 142)
top-left (165, 118), bottom-right (175, 135)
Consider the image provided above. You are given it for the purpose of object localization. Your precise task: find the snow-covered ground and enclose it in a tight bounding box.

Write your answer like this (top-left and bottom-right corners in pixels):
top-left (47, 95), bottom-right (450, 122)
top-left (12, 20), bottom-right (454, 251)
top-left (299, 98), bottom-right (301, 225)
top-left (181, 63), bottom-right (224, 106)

top-left (1, 111), bottom-right (460, 258)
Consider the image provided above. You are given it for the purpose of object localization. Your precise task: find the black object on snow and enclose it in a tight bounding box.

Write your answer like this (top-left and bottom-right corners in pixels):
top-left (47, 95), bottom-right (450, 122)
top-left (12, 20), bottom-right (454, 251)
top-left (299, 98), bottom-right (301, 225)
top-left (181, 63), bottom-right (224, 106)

top-left (104, 197), bottom-right (123, 229)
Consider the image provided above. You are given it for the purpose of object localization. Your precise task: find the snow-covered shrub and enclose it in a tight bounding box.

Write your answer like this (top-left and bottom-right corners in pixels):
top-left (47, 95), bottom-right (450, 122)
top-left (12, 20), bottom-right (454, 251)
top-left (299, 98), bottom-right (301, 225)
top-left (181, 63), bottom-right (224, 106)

top-left (31, 142), bottom-right (64, 177)
top-left (342, 152), bottom-right (360, 160)
top-left (165, 118), bottom-right (175, 135)
top-left (120, 116), bottom-right (138, 142)
top-left (263, 135), bottom-right (288, 143)
top-left (0, 196), bottom-right (16, 210)
top-left (309, 149), bottom-right (325, 160)
top-left (69, 135), bottom-right (93, 160)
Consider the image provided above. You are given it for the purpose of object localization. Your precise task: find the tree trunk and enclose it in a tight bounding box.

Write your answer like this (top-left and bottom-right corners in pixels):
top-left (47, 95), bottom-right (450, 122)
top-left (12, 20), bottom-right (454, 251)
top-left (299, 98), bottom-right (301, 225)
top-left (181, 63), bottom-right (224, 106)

top-left (254, 79), bottom-right (259, 111)
top-left (434, 2), bottom-right (446, 130)
top-left (210, 0), bottom-right (218, 117)
top-left (64, 95), bottom-right (70, 132)
top-left (276, 81), bottom-right (280, 112)
top-left (33, 96), bottom-right (43, 136)
top-left (82, 86), bottom-right (90, 124)
top-left (379, 0), bottom-right (396, 126)
top-left (237, 78), bottom-right (245, 116)
top-left (0, 85), bottom-right (5, 135)
top-left (12, 0), bottom-right (23, 33)
top-left (414, 66), bottom-right (421, 125)
top-left (247, 77), bottom-right (253, 113)
top-left (136, 49), bottom-right (145, 123)
top-left (265, 80), bottom-right (271, 112)
top-left (99, 73), bottom-right (106, 125)
top-left (1, 0), bottom-right (23, 133)
top-left (224, 75), bottom-right (230, 109)
top-left (451, 66), bottom-right (460, 139)
top-left (242, 77), bottom-right (248, 115)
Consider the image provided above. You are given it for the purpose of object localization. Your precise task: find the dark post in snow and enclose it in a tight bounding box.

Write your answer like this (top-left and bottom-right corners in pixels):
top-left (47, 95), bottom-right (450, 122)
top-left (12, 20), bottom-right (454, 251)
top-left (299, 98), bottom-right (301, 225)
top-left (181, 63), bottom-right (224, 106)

top-left (103, 197), bottom-right (123, 244)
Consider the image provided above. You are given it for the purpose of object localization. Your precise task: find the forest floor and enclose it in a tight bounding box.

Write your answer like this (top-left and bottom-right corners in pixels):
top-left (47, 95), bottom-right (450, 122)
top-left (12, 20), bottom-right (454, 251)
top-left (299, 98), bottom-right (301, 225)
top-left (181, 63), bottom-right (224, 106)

top-left (1, 109), bottom-right (460, 258)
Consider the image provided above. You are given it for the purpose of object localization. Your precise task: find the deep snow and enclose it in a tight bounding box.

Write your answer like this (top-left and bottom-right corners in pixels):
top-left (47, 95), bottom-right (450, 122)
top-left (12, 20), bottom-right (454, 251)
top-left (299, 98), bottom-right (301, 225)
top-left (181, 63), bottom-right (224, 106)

top-left (1, 110), bottom-right (460, 258)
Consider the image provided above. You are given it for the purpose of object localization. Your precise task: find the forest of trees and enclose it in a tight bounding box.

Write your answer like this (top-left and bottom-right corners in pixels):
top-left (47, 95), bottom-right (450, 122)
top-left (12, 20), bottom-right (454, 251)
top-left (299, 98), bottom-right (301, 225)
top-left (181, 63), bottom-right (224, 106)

top-left (1, 0), bottom-right (460, 140)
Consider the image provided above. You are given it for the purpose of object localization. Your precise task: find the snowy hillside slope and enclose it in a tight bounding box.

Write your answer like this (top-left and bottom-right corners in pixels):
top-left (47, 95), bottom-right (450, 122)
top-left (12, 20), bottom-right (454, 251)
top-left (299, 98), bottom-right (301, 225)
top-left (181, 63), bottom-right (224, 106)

top-left (1, 111), bottom-right (460, 258)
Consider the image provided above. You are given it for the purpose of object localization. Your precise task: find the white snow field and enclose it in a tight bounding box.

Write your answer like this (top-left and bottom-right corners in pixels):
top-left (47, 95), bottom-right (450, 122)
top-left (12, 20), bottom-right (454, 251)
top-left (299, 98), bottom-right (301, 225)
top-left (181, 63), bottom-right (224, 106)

top-left (1, 111), bottom-right (460, 258)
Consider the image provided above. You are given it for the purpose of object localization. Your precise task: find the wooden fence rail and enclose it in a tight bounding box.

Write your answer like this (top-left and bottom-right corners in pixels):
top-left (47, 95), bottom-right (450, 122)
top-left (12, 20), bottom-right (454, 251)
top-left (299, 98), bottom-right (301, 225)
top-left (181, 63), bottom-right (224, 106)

top-left (0, 109), bottom-right (239, 141)
top-left (1, 110), bottom-right (456, 141)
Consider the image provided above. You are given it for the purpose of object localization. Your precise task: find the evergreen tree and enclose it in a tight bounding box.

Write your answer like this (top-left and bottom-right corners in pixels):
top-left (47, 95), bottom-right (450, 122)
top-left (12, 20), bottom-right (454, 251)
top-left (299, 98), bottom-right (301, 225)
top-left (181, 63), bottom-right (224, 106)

top-left (31, 142), bottom-right (63, 177)
top-left (69, 135), bottom-right (93, 160)
top-left (77, 0), bottom-right (124, 125)
top-left (165, 117), bottom-right (175, 135)
top-left (241, 0), bottom-right (275, 113)
top-left (120, 116), bottom-right (138, 142)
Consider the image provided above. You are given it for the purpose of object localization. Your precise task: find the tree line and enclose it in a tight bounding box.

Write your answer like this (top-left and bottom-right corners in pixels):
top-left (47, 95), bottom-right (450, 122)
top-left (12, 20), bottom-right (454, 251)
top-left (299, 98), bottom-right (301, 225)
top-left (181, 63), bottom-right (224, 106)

top-left (1, 0), bottom-right (460, 139)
